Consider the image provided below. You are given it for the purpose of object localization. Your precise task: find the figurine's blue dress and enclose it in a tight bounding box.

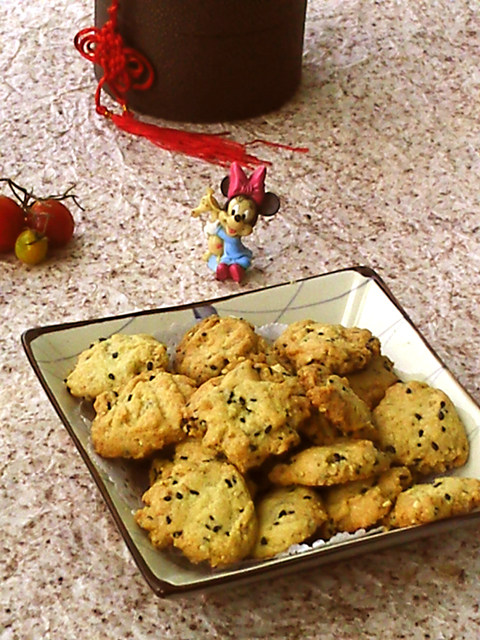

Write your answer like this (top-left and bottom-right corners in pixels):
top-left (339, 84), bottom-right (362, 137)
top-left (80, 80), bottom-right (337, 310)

top-left (207, 226), bottom-right (253, 272)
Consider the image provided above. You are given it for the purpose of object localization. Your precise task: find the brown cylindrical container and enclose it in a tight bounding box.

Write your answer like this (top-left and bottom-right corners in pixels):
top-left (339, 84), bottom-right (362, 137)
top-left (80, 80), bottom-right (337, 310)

top-left (95, 0), bottom-right (307, 123)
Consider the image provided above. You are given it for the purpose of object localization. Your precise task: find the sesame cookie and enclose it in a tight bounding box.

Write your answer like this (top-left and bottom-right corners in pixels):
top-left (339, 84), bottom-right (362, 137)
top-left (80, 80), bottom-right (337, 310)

top-left (384, 477), bottom-right (480, 529)
top-left (302, 373), bottom-right (378, 441)
top-left (184, 359), bottom-right (310, 473)
top-left (274, 320), bottom-right (380, 374)
top-left (135, 456), bottom-right (257, 567)
top-left (91, 370), bottom-right (196, 459)
top-left (252, 486), bottom-right (327, 559)
top-left (149, 439), bottom-right (219, 485)
top-left (373, 380), bottom-right (469, 475)
top-left (322, 466), bottom-right (412, 535)
top-left (298, 410), bottom-right (342, 446)
top-left (174, 315), bottom-right (268, 385)
top-left (346, 353), bottom-right (399, 410)
top-left (268, 440), bottom-right (391, 487)
top-left (296, 366), bottom-right (350, 443)
top-left (66, 333), bottom-right (169, 401)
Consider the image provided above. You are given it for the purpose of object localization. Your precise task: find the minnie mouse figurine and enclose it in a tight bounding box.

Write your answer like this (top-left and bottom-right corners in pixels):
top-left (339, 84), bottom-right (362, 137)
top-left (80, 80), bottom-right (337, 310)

top-left (192, 162), bottom-right (280, 283)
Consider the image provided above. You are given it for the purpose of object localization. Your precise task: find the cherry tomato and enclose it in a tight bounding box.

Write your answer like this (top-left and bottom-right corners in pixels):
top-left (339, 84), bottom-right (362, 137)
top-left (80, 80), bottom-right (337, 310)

top-left (27, 199), bottom-right (75, 247)
top-left (0, 195), bottom-right (25, 252)
top-left (15, 229), bottom-right (48, 265)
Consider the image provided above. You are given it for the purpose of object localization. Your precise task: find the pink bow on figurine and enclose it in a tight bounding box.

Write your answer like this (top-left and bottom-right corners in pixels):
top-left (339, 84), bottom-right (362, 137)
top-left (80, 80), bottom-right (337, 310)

top-left (227, 162), bottom-right (267, 206)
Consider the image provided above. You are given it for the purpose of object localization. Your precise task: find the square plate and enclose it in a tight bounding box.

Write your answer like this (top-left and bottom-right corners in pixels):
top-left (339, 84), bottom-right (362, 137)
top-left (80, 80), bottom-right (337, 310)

top-left (22, 267), bottom-right (480, 597)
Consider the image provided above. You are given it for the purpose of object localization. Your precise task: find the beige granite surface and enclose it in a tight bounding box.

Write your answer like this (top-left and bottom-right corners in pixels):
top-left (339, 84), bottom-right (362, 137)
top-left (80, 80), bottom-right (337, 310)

top-left (1, 0), bottom-right (480, 638)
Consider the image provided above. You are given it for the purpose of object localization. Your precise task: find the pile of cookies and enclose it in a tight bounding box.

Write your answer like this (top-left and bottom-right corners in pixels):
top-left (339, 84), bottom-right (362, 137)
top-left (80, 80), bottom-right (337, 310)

top-left (65, 315), bottom-right (480, 568)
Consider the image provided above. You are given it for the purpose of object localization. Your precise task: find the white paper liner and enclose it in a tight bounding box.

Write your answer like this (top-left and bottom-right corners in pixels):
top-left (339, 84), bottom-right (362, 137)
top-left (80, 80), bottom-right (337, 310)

top-left (276, 526), bottom-right (386, 559)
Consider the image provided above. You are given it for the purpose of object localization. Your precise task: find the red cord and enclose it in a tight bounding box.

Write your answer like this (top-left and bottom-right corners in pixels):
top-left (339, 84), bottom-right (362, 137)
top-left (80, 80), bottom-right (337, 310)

top-left (74, 0), bottom-right (154, 116)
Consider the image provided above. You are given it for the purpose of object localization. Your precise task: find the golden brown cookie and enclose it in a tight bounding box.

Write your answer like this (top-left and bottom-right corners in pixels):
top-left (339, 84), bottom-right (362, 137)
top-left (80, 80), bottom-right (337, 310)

top-left (298, 409), bottom-right (342, 446)
top-left (252, 486), bottom-right (327, 559)
top-left (384, 476), bottom-right (480, 528)
top-left (135, 455), bottom-right (257, 567)
top-left (149, 439), bottom-right (219, 486)
top-left (322, 466), bottom-right (412, 535)
top-left (184, 359), bottom-right (310, 473)
top-left (66, 333), bottom-right (169, 401)
top-left (373, 380), bottom-right (469, 475)
top-left (268, 440), bottom-right (391, 487)
top-left (91, 370), bottom-right (196, 459)
top-left (174, 315), bottom-right (268, 385)
top-left (274, 320), bottom-right (380, 374)
top-left (346, 353), bottom-right (399, 409)
top-left (302, 373), bottom-right (378, 441)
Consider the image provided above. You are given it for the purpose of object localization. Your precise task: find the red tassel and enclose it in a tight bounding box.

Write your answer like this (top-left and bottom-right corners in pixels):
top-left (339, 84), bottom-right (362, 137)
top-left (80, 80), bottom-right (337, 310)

top-left (109, 110), bottom-right (308, 168)
top-left (74, 0), bottom-right (308, 168)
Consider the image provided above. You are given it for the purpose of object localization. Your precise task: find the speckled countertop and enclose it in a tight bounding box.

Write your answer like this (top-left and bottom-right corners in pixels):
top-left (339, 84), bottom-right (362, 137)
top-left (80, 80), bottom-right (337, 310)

top-left (1, 0), bottom-right (480, 638)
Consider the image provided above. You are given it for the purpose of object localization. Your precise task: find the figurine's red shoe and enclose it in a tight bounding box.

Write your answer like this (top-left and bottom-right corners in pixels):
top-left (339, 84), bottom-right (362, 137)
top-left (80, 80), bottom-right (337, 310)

top-left (215, 263), bottom-right (229, 281)
top-left (229, 264), bottom-right (245, 283)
